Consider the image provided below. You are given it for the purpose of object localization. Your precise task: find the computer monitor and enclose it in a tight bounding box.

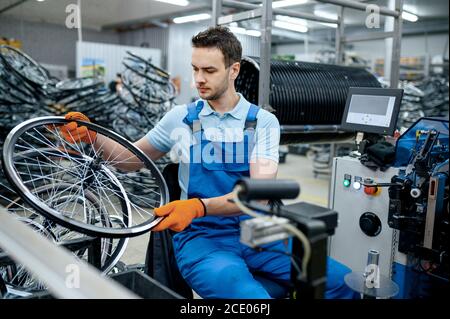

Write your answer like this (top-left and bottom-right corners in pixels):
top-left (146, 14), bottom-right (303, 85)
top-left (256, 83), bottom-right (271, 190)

top-left (341, 87), bottom-right (403, 136)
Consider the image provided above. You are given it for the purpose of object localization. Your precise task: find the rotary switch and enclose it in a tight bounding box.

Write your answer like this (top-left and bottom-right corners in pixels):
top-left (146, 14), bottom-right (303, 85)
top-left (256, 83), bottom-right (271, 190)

top-left (359, 212), bottom-right (382, 237)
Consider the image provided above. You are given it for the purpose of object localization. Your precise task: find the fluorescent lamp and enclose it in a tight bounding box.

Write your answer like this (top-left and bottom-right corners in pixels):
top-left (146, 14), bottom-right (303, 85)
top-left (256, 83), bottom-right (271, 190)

top-left (276, 15), bottom-right (307, 26)
top-left (229, 26), bottom-right (247, 34)
top-left (245, 30), bottom-right (261, 37)
top-left (154, 0), bottom-right (189, 6)
top-left (229, 26), bottom-right (261, 37)
top-left (319, 22), bottom-right (337, 28)
top-left (402, 11), bottom-right (418, 22)
top-left (274, 20), bottom-right (308, 33)
top-left (277, 14), bottom-right (336, 29)
top-left (273, 0), bottom-right (308, 8)
top-left (173, 13), bottom-right (211, 24)
top-left (313, 9), bottom-right (338, 21)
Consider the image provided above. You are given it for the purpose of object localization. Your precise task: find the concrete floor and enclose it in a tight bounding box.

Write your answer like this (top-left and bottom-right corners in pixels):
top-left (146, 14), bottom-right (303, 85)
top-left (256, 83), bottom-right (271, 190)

top-left (120, 153), bottom-right (331, 267)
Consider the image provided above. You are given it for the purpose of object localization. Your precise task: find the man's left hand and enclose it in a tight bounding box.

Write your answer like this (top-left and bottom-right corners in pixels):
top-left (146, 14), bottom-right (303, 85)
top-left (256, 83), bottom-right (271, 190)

top-left (152, 198), bottom-right (206, 232)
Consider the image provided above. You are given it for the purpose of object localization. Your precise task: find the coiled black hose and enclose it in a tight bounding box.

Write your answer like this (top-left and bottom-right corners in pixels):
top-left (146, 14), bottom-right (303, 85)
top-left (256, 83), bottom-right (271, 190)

top-left (236, 56), bottom-right (381, 125)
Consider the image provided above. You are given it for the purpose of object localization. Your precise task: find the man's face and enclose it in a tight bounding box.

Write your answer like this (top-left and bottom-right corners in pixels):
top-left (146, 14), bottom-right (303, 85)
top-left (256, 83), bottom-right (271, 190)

top-left (191, 47), bottom-right (239, 101)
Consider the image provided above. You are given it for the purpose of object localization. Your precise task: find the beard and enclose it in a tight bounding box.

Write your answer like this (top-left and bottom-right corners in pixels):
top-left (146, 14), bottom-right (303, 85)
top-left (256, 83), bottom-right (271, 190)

top-left (202, 81), bottom-right (229, 101)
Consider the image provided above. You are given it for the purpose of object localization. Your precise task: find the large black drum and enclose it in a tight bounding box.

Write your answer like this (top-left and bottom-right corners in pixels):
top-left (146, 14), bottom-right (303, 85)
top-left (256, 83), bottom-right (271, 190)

top-left (236, 57), bottom-right (381, 144)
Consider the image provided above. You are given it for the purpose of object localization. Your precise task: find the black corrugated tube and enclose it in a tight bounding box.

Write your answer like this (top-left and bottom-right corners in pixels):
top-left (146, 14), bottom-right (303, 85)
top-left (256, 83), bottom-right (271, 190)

top-left (236, 56), bottom-right (381, 125)
top-left (235, 57), bottom-right (382, 144)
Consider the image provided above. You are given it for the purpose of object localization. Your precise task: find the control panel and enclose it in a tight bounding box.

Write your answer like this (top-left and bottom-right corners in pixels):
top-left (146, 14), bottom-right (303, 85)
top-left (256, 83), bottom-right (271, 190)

top-left (329, 156), bottom-right (405, 278)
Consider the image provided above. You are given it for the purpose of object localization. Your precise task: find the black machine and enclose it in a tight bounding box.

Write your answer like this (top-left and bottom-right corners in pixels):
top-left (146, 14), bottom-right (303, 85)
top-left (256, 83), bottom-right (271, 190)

top-left (234, 178), bottom-right (338, 299)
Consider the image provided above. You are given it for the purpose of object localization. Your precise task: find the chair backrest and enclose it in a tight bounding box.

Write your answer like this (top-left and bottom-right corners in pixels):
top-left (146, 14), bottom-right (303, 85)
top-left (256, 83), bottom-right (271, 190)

top-left (145, 163), bottom-right (193, 298)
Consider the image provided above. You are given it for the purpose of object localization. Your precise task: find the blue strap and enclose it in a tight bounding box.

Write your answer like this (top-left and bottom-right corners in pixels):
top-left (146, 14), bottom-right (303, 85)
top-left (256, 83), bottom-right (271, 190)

top-left (183, 100), bottom-right (204, 127)
top-left (246, 104), bottom-right (260, 122)
top-left (245, 104), bottom-right (260, 130)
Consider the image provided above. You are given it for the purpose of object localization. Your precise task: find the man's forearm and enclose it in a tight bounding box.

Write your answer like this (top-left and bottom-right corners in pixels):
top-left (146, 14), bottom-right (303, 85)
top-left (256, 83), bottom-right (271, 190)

top-left (94, 134), bottom-right (144, 171)
top-left (201, 192), bottom-right (242, 216)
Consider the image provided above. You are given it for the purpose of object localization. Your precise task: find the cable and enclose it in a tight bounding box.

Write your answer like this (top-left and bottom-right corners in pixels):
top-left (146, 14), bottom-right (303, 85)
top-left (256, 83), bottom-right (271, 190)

top-left (233, 185), bottom-right (311, 280)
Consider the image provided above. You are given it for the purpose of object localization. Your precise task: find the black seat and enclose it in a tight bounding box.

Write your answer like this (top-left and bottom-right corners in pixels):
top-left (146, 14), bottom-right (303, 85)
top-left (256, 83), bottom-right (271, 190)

top-left (144, 163), bottom-right (289, 299)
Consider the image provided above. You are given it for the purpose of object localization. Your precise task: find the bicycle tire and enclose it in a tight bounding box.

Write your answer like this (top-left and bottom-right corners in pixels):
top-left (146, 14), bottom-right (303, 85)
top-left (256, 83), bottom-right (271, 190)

top-left (2, 116), bottom-right (168, 238)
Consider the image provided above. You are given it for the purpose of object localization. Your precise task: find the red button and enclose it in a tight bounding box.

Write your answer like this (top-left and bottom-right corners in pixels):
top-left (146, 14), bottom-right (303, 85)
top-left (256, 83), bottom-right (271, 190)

top-left (364, 186), bottom-right (378, 195)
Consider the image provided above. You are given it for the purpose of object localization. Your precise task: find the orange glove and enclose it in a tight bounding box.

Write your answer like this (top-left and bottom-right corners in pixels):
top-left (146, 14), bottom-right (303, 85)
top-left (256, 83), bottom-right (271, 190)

top-left (60, 112), bottom-right (97, 144)
top-left (152, 198), bottom-right (206, 232)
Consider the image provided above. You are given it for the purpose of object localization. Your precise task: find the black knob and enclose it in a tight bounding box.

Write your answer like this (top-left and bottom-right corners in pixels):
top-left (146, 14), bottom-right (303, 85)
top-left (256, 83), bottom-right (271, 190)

top-left (359, 212), bottom-right (382, 237)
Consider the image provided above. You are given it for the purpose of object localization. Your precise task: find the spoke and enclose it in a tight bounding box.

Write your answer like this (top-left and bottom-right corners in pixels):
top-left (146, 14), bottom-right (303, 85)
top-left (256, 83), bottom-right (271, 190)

top-left (39, 179), bottom-right (86, 211)
top-left (95, 175), bottom-right (153, 220)
top-left (92, 172), bottom-right (128, 225)
top-left (44, 125), bottom-right (87, 165)
top-left (14, 145), bottom-right (87, 169)
top-left (16, 137), bottom-right (79, 171)
top-left (20, 172), bottom-right (75, 185)
top-left (24, 131), bottom-right (84, 166)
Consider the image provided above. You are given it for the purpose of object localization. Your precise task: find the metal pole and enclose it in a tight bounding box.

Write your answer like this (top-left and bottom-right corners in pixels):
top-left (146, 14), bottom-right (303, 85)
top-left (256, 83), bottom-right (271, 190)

top-left (212, 0), bottom-right (223, 26)
top-left (390, 0), bottom-right (403, 88)
top-left (0, 0), bottom-right (29, 15)
top-left (335, 6), bottom-right (345, 65)
top-left (77, 0), bottom-right (83, 42)
top-left (258, 0), bottom-right (273, 111)
top-left (223, 0), bottom-right (338, 25)
top-left (315, 0), bottom-right (400, 17)
top-left (0, 208), bottom-right (139, 299)
top-left (384, 0), bottom-right (394, 84)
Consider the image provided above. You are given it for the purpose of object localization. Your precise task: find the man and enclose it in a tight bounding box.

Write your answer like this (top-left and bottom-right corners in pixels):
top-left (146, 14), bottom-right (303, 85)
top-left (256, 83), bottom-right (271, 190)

top-left (62, 26), bottom-right (355, 299)
top-left (108, 73), bottom-right (122, 94)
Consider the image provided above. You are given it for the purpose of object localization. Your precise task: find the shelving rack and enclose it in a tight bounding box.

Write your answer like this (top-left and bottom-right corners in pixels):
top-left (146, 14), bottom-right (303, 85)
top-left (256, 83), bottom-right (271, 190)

top-left (211, 0), bottom-right (404, 191)
top-left (212, 0), bottom-right (404, 110)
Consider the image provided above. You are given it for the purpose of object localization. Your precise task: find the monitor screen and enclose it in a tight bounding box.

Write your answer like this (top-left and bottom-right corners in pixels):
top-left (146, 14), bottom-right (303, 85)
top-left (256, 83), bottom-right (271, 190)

top-left (341, 88), bottom-right (403, 136)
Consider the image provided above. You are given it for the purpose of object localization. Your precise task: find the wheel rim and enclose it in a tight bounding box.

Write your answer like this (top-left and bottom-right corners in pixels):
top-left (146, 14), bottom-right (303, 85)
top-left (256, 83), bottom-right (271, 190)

top-left (2, 116), bottom-right (168, 238)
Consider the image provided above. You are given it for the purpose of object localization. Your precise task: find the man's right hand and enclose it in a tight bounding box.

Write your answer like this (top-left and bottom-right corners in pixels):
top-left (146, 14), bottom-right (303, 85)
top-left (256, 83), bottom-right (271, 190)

top-left (60, 112), bottom-right (97, 144)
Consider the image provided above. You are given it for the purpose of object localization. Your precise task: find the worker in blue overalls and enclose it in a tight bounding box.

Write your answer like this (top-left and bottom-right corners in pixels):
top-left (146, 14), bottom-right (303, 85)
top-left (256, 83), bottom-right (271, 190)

top-left (61, 26), bottom-right (356, 299)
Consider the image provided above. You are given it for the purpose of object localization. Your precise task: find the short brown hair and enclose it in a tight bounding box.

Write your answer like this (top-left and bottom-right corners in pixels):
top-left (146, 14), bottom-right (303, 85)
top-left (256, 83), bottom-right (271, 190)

top-left (191, 26), bottom-right (242, 68)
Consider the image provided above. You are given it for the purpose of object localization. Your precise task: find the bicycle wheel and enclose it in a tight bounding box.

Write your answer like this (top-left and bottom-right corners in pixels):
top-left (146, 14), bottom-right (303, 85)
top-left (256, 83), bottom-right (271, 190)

top-left (2, 116), bottom-right (168, 238)
top-left (55, 77), bottom-right (103, 92)
top-left (1, 184), bottom-right (128, 293)
top-left (5, 183), bottom-right (128, 269)
top-left (0, 45), bottom-right (49, 89)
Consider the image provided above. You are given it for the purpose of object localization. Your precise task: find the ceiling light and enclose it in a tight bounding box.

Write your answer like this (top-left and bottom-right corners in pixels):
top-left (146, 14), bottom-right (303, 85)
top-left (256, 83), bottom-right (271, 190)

top-left (274, 20), bottom-right (308, 33)
top-left (229, 26), bottom-right (261, 37)
top-left (402, 11), bottom-right (418, 22)
top-left (276, 15), bottom-right (307, 26)
top-left (229, 26), bottom-right (246, 34)
top-left (154, 0), bottom-right (189, 6)
top-left (173, 13), bottom-right (211, 24)
top-left (313, 9), bottom-right (338, 21)
top-left (245, 30), bottom-right (261, 37)
top-left (273, 0), bottom-right (308, 8)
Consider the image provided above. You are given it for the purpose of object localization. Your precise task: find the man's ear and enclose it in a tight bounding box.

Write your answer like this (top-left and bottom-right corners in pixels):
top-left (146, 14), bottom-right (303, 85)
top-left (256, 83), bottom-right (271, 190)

top-left (229, 62), bottom-right (240, 81)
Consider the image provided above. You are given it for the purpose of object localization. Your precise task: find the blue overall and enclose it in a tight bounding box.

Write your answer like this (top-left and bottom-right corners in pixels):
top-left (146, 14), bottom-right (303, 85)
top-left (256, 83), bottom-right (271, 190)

top-left (172, 100), bottom-right (356, 299)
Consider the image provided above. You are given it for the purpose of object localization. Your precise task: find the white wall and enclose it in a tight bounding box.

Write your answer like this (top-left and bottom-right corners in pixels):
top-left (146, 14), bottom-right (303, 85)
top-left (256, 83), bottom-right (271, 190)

top-left (76, 42), bottom-right (161, 83)
top-left (0, 16), bottom-right (120, 74)
top-left (119, 27), bottom-right (170, 68)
